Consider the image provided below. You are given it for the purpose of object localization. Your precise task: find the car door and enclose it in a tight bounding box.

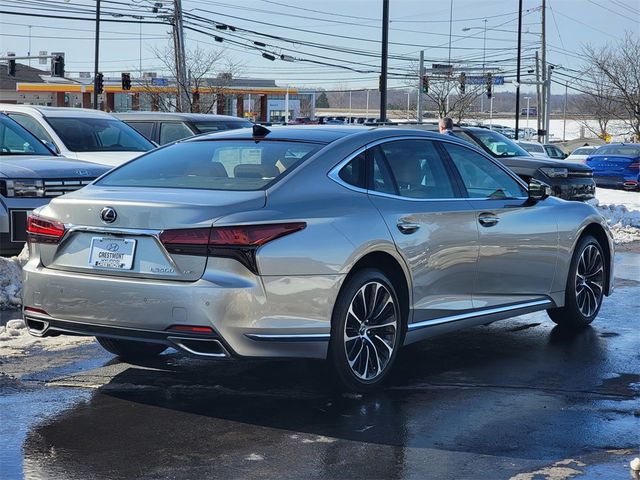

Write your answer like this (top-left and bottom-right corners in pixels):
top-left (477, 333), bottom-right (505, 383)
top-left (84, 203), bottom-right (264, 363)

top-left (365, 138), bottom-right (479, 322)
top-left (441, 141), bottom-right (558, 309)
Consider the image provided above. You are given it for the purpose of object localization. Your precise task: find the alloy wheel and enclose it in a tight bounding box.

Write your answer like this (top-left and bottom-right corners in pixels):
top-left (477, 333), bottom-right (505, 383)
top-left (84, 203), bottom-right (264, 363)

top-left (343, 281), bottom-right (398, 381)
top-left (575, 244), bottom-right (604, 318)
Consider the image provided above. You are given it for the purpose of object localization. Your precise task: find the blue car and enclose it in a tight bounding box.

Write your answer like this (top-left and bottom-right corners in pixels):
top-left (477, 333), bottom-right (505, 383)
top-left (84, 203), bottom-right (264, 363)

top-left (586, 143), bottom-right (640, 190)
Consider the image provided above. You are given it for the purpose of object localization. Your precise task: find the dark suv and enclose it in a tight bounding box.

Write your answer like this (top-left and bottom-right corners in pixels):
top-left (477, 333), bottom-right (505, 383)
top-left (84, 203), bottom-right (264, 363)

top-left (403, 125), bottom-right (595, 201)
top-left (114, 112), bottom-right (253, 145)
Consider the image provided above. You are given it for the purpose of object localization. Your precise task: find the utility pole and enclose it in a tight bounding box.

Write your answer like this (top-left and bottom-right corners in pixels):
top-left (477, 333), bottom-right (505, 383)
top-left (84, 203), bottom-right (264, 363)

top-left (417, 50), bottom-right (424, 123)
top-left (172, 0), bottom-right (189, 112)
top-left (446, 0), bottom-right (454, 114)
top-left (544, 64), bottom-right (553, 143)
top-left (515, 0), bottom-right (523, 140)
top-left (481, 19), bottom-right (487, 114)
top-left (562, 81), bottom-right (568, 141)
top-left (93, 0), bottom-right (101, 110)
top-left (535, 50), bottom-right (542, 142)
top-left (540, 0), bottom-right (547, 140)
top-left (380, 0), bottom-right (389, 122)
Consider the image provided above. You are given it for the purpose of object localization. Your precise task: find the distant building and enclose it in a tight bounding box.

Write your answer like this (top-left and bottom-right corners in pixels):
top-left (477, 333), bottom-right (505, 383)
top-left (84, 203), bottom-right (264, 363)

top-left (1, 63), bottom-right (315, 122)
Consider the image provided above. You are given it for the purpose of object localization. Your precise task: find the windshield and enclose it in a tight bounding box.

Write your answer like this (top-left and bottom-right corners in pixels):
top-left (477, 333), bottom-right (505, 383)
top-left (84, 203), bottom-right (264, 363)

top-left (594, 145), bottom-right (640, 157)
top-left (192, 120), bottom-right (253, 134)
top-left (47, 117), bottom-right (154, 152)
top-left (454, 129), bottom-right (531, 158)
top-left (0, 114), bottom-right (54, 156)
top-left (572, 147), bottom-right (594, 155)
top-left (97, 140), bottom-right (323, 191)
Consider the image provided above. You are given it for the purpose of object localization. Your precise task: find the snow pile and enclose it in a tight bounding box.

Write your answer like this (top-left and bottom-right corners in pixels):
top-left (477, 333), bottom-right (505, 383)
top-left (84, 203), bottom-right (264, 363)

top-left (590, 188), bottom-right (640, 244)
top-left (0, 318), bottom-right (92, 357)
top-left (0, 245), bottom-right (28, 309)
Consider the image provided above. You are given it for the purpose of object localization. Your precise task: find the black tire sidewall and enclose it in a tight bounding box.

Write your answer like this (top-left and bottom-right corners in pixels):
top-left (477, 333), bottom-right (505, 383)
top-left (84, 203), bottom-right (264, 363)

top-left (563, 235), bottom-right (605, 325)
top-left (329, 268), bottom-right (405, 392)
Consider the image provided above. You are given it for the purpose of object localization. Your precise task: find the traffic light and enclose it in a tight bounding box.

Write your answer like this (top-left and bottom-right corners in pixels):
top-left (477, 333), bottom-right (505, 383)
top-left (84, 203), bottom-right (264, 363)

top-left (459, 72), bottom-right (466, 94)
top-left (52, 54), bottom-right (65, 77)
top-left (421, 75), bottom-right (429, 94)
top-left (7, 54), bottom-right (16, 77)
top-left (95, 72), bottom-right (104, 94)
top-left (121, 72), bottom-right (131, 90)
top-left (486, 73), bottom-right (493, 99)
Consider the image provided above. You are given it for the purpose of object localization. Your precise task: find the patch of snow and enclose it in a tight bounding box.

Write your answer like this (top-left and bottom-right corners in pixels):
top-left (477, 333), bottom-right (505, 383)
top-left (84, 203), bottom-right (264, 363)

top-left (591, 188), bottom-right (640, 244)
top-left (0, 318), bottom-right (92, 357)
top-left (0, 244), bottom-right (28, 309)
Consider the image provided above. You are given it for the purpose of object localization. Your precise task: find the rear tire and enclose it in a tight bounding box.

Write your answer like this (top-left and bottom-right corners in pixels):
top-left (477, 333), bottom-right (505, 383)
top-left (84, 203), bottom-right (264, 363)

top-left (547, 235), bottom-right (605, 329)
top-left (96, 337), bottom-right (166, 359)
top-left (328, 269), bottom-right (404, 392)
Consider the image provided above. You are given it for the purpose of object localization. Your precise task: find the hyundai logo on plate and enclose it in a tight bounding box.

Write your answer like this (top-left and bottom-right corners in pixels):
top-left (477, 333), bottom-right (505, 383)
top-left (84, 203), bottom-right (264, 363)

top-left (100, 207), bottom-right (117, 224)
top-left (106, 243), bottom-right (120, 252)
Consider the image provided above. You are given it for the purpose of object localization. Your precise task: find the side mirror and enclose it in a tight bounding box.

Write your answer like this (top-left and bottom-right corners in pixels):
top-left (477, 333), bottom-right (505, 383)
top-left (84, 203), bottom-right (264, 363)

top-left (562, 153), bottom-right (568, 159)
top-left (528, 178), bottom-right (552, 202)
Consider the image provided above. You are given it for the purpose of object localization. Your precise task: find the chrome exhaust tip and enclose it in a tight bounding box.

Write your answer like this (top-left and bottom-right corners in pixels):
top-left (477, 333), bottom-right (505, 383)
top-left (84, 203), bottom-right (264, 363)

top-left (168, 337), bottom-right (230, 357)
top-left (24, 317), bottom-right (50, 336)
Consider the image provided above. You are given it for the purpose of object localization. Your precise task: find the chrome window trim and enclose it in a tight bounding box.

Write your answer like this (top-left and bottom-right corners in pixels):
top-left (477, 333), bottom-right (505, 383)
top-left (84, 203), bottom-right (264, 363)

top-left (327, 135), bottom-right (530, 202)
top-left (408, 299), bottom-right (553, 331)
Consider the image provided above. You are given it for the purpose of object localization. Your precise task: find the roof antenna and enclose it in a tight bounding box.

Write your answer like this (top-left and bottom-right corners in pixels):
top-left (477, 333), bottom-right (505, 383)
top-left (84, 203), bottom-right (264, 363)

top-left (253, 124), bottom-right (271, 137)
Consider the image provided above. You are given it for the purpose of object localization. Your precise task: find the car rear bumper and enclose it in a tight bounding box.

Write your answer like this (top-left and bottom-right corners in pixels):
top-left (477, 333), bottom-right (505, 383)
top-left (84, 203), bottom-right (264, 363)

top-left (593, 174), bottom-right (638, 189)
top-left (22, 258), bottom-right (343, 359)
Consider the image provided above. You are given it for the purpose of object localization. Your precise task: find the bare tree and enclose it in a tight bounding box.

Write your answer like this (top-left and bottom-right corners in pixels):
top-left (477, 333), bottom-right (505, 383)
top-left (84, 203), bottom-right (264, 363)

top-left (422, 76), bottom-right (484, 122)
top-left (138, 43), bottom-right (242, 113)
top-left (583, 32), bottom-right (640, 140)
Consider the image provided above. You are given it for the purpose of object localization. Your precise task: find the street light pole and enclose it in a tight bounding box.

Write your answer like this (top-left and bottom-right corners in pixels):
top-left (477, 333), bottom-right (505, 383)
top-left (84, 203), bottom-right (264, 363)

top-left (515, 0), bottom-right (523, 140)
top-left (93, 0), bottom-right (101, 110)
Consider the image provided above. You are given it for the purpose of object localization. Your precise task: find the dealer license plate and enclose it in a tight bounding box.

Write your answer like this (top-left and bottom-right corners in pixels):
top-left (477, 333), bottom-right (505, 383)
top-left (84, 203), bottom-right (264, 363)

top-left (88, 237), bottom-right (136, 270)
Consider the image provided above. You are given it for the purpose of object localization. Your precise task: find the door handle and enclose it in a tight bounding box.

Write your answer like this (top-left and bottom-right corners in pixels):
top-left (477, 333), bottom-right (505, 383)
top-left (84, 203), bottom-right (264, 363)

top-left (478, 213), bottom-right (499, 227)
top-left (397, 222), bottom-right (420, 234)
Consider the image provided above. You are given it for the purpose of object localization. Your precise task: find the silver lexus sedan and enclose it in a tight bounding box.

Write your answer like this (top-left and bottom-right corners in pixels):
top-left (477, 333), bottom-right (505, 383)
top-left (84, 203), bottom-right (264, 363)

top-left (22, 125), bottom-right (614, 391)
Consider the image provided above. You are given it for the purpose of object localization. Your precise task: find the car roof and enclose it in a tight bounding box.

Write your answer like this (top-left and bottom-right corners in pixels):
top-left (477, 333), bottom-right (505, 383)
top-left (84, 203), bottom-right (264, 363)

top-left (113, 112), bottom-right (250, 122)
top-left (184, 125), bottom-right (453, 144)
top-left (0, 104), bottom-right (117, 119)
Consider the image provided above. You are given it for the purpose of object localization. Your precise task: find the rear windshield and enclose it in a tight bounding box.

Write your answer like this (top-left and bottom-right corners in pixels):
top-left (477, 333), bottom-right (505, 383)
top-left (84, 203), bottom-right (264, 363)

top-left (47, 117), bottom-right (154, 152)
top-left (520, 142), bottom-right (545, 153)
top-left (192, 120), bottom-right (253, 134)
top-left (97, 140), bottom-right (323, 190)
top-left (571, 147), bottom-right (594, 155)
top-left (594, 145), bottom-right (640, 157)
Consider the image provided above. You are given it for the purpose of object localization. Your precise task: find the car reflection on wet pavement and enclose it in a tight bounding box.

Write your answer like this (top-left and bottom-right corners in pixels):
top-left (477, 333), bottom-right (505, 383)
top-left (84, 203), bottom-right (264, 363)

top-left (1, 252), bottom-right (639, 480)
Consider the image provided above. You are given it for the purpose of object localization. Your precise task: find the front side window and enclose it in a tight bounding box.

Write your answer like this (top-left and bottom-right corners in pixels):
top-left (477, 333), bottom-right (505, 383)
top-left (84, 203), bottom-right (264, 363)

top-left (46, 117), bottom-right (154, 152)
top-left (159, 122), bottom-right (194, 145)
top-left (7, 113), bottom-right (54, 143)
top-left (371, 140), bottom-right (456, 199)
top-left (126, 121), bottom-right (155, 141)
top-left (97, 140), bottom-right (322, 191)
top-left (443, 143), bottom-right (527, 199)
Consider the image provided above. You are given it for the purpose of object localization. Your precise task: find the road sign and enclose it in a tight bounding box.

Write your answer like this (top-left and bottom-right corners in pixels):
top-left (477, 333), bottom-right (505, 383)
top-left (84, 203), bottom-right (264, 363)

top-left (151, 78), bottom-right (168, 86)
top-left (431, 63), bottom-right (453, 74)
top-left (467, 75), bottom-right (504, 85)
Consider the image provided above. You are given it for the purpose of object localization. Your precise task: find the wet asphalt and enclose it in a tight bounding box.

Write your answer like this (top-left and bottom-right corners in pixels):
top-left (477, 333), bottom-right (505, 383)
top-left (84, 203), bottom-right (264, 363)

top-left (1, 252), bottom-right (639, 480)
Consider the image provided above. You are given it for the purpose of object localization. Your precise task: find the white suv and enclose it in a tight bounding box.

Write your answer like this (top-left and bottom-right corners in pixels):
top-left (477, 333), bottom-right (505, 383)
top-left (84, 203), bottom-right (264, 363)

top-left (0, 105), bottom-right (154, 167)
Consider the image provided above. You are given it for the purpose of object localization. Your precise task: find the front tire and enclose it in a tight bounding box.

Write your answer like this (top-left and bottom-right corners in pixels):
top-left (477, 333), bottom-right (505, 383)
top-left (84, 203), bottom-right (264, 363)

top-left (328, 269), bottom-right (404, 392)
top-left (96, 337), bottom-right (166, 359)
top-left (547, 235), bottom-right (606, 329)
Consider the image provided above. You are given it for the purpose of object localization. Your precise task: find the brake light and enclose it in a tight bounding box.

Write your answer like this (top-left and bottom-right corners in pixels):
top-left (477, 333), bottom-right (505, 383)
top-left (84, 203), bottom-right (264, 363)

top-left (159, 223), bottom-right (306, 273)
top-left (27, 214), bottom-right (65, 243)
top-left (628, 162), bottom-right (640, 171)
top-left (208, 223), bottom-right (306, 246)
top-left (167, 325), bottom-right (214, 334)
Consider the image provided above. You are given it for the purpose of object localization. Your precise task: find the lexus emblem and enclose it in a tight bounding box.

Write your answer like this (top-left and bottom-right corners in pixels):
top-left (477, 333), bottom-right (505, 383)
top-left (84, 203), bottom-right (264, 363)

top-left (100, 207), bottom-right (117, 223)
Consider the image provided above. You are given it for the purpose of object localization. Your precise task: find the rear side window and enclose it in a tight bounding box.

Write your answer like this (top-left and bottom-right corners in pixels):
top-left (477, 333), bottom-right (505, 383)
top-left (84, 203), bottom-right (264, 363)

top-left (97, 140), bottom-right (322, 191)
top-left (372, 139), bottom-right (456, 199)
top-left (159, 122), bottom-right (193, 144)
top-left (338, 152), bottom-right (366, 188)
top-left (126, 121), bottom-right (155, 141)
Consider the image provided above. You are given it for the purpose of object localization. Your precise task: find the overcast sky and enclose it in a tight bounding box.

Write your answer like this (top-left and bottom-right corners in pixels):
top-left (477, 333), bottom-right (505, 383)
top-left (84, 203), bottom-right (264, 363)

top-left (0, 0), bottom-right (638, 97)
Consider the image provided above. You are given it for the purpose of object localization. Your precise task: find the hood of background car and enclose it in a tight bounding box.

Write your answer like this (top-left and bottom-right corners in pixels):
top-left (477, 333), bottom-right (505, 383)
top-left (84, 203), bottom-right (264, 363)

top-left (0, 155), bottom-right (111, 179)
top-left (500, 155), bottom-right (592, 171)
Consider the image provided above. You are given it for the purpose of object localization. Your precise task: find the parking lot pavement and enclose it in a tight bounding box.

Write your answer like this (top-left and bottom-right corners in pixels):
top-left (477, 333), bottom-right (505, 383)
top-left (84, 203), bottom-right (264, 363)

top-left (1, 251), bottom-right (639, 480)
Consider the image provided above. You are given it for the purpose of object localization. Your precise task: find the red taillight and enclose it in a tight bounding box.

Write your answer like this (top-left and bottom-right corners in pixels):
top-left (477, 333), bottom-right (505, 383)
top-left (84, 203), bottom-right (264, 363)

top-left (24, 306), bottom-right (50, 315)
top-left (167, 325), bottom-right (214, 334)
top-left (628, 162), bottom-right (640, 171)
top-left (208, 223), bottom-right (306, 246)
top-left (159, 223), bottom-right (306, 273)
top-left (27, 214), bottom-right (65, 243)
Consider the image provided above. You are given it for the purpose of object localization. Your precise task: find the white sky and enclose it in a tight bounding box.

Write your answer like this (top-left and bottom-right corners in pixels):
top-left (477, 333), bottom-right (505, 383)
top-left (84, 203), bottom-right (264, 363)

top-left (0, 0), bottom-right (638, 97)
